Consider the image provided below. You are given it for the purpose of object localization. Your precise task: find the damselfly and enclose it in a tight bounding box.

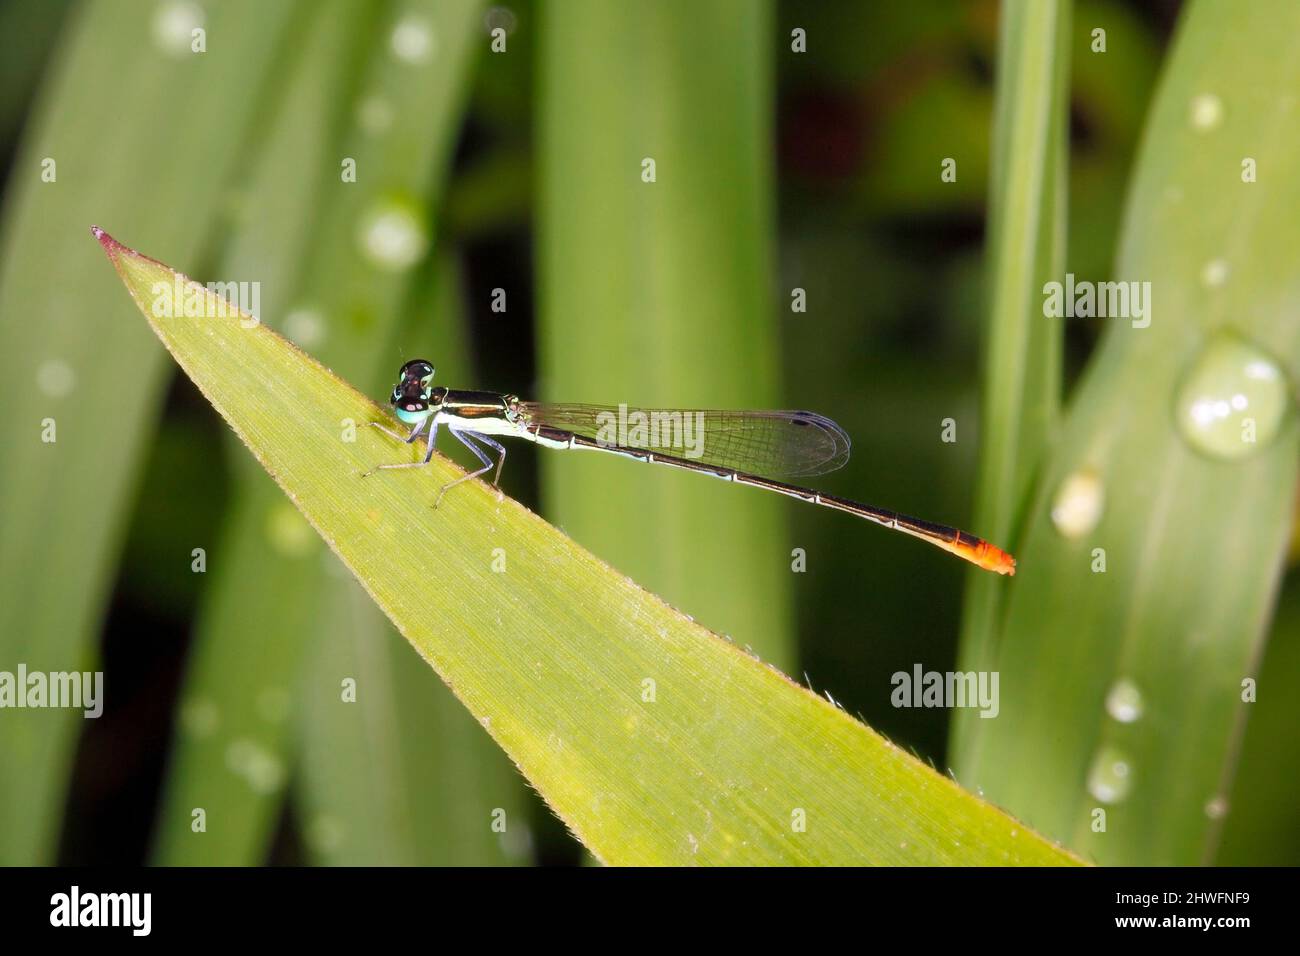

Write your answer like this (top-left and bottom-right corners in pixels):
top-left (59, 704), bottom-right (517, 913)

top-left (367, 359), bottom-right (1016, 575)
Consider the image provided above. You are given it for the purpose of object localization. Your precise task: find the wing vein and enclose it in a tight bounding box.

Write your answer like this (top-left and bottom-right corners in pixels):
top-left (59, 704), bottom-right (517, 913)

top-left (518, 403), bottom-right (851, 477)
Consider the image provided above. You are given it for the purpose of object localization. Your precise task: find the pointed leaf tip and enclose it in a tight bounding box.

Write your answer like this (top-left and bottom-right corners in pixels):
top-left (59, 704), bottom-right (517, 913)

top-left (90, 225), bottom-right (120, 253)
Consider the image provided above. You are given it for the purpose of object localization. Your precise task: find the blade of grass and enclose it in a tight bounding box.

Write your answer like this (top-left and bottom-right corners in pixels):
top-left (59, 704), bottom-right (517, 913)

top-left (952, 0), bottom-right (1070, 766)
top-left (152, 0), bottom-right (486, 864)
top-left (0, 0), bottom-right (74, 147)
top-left (1214, 568), bottom-right (1300, 865)
top-left (536, 0), bottom-right (793, 669)
top-left (96, 230), bottom-right (1081, 865)
top-left (0, 0), bottom-right (300, 864)
top-left (954, 0), bottom-right (1300, 864)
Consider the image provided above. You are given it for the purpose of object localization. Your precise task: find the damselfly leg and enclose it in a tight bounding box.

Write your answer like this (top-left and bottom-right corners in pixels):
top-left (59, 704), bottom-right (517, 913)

top-left (362, 418), bottom-right (440, 477)
top-left (433, 428), bottom-right (507, 509)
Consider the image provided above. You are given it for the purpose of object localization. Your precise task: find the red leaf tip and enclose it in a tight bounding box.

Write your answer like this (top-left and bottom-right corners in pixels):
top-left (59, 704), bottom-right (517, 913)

top-left (90, 225), bottom-right (122, 253)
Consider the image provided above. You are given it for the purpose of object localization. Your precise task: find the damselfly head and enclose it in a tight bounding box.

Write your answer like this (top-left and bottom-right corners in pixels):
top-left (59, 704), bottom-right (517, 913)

top-left (390, 358), bottom-right (437, 423)
top-left (398, 358), bottom-right (435, 386)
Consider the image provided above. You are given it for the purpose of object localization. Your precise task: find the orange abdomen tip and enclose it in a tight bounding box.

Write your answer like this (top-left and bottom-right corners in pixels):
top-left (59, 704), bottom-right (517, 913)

top-left (952, 535), bottom-right (1017, 575)
top-left (978, 542), bottom-right (1017, 576)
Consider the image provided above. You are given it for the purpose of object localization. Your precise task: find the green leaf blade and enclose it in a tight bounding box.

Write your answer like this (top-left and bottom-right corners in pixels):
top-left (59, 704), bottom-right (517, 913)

top-left (953, 0), bottom-right (1070, 761)
top-left (536, 0), bottom-right (793, 669)
top-left (955, 0), bottom-right (1300, 864)
top-left (94, 228), bottom-right (1079, 866)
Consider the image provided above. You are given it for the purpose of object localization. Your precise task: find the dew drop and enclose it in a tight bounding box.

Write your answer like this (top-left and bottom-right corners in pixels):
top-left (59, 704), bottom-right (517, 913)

top-left (283, 307), bottom-right (326, 349)
top-left (1051, 468), bottom-right (1104, 538)
top-left (1087, 746), bottom-right (1133, 804)
top-left (180, 697), bottom-right (218, 737)
top-left (358, 199), bottom-right (428, 272)
top-left (1189, 93), bottom-right (1223, 132)
top-left (266, 501), bottom-right (315, 556)
top-left (36, 359), bottom-right (75, 398)
top-left (390, 14), bottom-right (435, 64)
top-left (1175, 332), bottom-right (1290, 461)
top-left (1104, 678), bottom-right (1144, 723)
top-left (152, 1), bottom-right (205, 57)
top-left (1205, 795), bottom-right (1230, 820)
top-left (1201, 258), bottom-right (1230, 288)
top-left (483, 6), bottom-right (518, 35)
top-left (499, 821), bottom-right (534, 861)
top-left (225, 738), bottom-right (285, 793)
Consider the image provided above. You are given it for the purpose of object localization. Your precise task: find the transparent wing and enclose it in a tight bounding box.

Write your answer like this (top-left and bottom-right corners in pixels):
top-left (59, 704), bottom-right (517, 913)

top-left (517, 403), bottom-right (851, 477)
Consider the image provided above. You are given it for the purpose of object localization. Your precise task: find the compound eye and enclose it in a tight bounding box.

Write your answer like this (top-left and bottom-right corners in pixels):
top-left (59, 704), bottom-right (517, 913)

top-left (393, 375), bottom-right (431, 412)
top-left (398, 359), bottom-right (435, 384)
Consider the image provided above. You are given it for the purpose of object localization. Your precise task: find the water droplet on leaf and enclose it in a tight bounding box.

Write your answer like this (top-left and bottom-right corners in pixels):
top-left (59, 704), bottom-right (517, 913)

top-left (266, 502), bottom-right (315, 556)
top-left (1087, 746), bottom-right (1133, 804)
top-left (1201, 258), bottom-right (1229, 288)
top-left (1105, 678), bottom-right (1144, 723)
top-left (36, 359), bottom-right (75, 397)
top-left (358, 199), bottom-right (428, 272)
top-left (1175, 333), bottom-right (1290, 461)
top-left (284, 308), bottom-right (326, 349)
top-left (390, 15), bottom-right (436, 63)
top-left (1190, 93), bottom-right (1224, 131)
top-left (1051, 468), bottom-right (1104, 538)
top-left (484, 6), bottom-right (518, 35)
top-left (225, 738), bottom-right (285, 793)
top-left (152, 1), bottom-right (205, 57)
top-left (180, 697), bottom-right (218, 737)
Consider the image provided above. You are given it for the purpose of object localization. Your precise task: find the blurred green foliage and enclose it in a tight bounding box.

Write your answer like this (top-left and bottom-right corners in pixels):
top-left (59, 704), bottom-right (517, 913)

top-left (0, 0), bottom-right (302, 864)
top-left (537, 0), bottom-right (791, 669)
top-left (0, 0), bottom-right (1293, 866)
top-left (957, 0), bottom-right (1300, 866)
